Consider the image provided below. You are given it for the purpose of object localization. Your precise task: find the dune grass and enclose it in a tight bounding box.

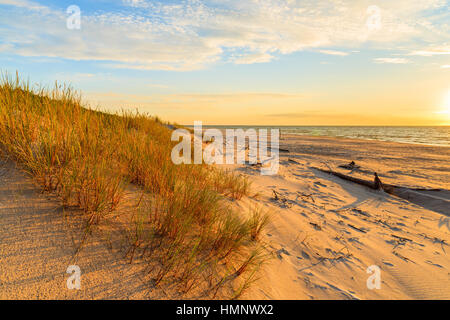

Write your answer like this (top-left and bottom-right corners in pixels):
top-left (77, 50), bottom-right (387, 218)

top-left (0, 72), bottom-right (270, 299)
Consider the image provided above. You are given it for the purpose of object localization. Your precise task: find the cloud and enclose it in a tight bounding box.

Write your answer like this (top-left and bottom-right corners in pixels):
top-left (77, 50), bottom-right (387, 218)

top-left (266, 112), bottom-right (318, 118)
top-left (122, 0), bottom-right (145, 7)
top-left (318, 50), bottom-right (349, 56)
top-left (233, 53), bottom-right (275, 64)
top-left (441, 65), bottom-right (450, 69)
top-left (374, 58), bottom-right (411, 64)
top-left (408, 46), bottom-right (450, 56)
top-left (0, 0), bottom-right (48, 11)
top-left (0, 0), bottom-right (448, 70)
top-left (0, 0), bottom-right (36, 7)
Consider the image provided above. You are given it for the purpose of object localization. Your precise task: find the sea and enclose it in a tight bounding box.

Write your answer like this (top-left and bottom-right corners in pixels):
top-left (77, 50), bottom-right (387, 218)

top-left (196, 126), bottom-right (450, 147)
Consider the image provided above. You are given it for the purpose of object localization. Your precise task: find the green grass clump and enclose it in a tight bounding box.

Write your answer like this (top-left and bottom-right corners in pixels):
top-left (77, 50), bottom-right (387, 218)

top-left (0, 72), bottom-right (270, 299)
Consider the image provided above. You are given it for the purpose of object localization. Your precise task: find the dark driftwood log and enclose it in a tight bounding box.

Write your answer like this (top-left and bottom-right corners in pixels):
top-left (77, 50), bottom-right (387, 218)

top-left (339, 161), bottom-right (361, 170)
top-left (312, 167), bottom-right (450, 216)
top-left (312, 167), bottom-right (376, 189)
top-left (272, 189), bottom-right (280, 201)
top-left (270, 147), bottom-right (290, 153)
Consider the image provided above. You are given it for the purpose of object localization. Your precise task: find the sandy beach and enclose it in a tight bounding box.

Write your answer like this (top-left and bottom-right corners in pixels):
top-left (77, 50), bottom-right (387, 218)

top-left (234, 135), bottom-right (450, 299)
top-left (0, 135), bottom-right (449, 299)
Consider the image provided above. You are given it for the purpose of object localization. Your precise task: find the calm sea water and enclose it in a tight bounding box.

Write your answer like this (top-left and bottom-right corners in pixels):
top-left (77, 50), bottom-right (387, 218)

top-left (198, 126), bottom-right (450, 147)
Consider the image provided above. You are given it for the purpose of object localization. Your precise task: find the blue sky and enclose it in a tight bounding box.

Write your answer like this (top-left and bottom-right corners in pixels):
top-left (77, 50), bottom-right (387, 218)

top-left (0, 0), bottom-right (449, 125)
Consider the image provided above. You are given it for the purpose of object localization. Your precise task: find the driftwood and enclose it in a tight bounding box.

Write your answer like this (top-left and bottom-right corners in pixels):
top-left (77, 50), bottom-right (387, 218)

top-left (391, 234), bottom-right (413, 243)
top-left (272, 189), bottom-right (280, 201)
top-left (312, 167), bottom-right (450, 216)
top-left (296, 192), bottom-right (315, 203)
top-left (309, 222), bottom-right (322, 231)
top-left (347, 224), bottom-right (367, 233)
top-left (338, 161), bottom-right (361, 170)
top-left (312, 167), bottom-right (378, 189)
top-left (374, 173), bottom-right (383, 190)
top-left (272, 189), bottom-right (292, 208)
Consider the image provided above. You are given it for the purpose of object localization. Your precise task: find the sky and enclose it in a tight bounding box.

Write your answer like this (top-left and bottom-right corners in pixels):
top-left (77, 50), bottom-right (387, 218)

top-left (0, 0), bottom-right (449, 125)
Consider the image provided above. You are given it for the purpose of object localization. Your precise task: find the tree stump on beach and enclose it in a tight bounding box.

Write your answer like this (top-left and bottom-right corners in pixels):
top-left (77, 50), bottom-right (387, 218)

top-left (374, 172), bottom-right (384, 190)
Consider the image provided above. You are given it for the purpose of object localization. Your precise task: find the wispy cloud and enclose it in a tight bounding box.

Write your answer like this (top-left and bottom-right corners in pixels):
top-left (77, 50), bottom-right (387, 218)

top-left (0, 0), bottom-right (49, 12)
top-left (233, 53), bottom-right (275, 65)
top-left (0, 0), bottom-right (448, 71)
top-left (408, 45), bottom-right (450, 56)
top-left (0, 0), bottom-right (37, 8)
top-left (318, 50), bottom-right (349, 56)
top-left (374, 58), bottom-right (411, 64)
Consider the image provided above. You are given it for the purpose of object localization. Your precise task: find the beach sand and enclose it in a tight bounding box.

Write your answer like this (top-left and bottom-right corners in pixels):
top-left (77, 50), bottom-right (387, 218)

top-left (231, 135), bottom-right (450, 299)
top-left (0, 135), bottom-right (449, 299)
top-left (0, 158), bottom-right (151, 299)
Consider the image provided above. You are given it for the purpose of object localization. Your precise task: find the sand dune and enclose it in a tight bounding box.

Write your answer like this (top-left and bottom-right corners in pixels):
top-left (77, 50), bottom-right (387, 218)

top-left (0, 158), bottom-right (150, 299)
top-left (0, 135), bottom-right (449, 299)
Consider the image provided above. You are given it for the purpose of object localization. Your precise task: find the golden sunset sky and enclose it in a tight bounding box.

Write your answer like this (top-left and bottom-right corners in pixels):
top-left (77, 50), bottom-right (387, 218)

top-left (1, 0), bottom-right (449, 125)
